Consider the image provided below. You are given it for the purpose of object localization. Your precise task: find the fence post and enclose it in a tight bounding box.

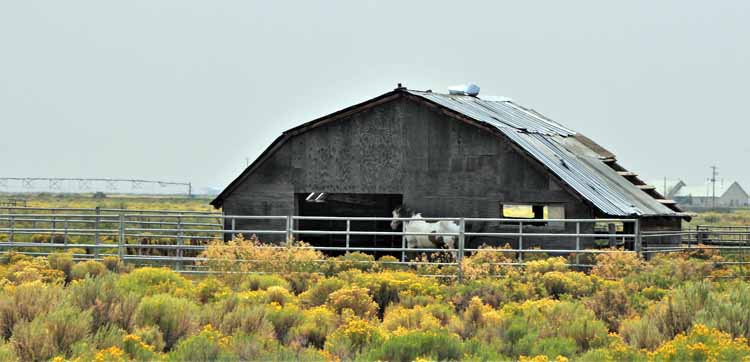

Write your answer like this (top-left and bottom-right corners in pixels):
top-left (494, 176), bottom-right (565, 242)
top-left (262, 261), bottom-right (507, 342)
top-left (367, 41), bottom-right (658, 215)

top-left (51, 209), bottom-right (56, 242)
top-left (176, 216), bottom-right (183, 271)
top-left (576, 221), bottom-right (581, 267)
top-left (458, 218), bottom-right (465, 282)
top-left (230, 217), bottom-right (236, 240)
top-left (8, 213), bottom-right (14, 243)
top-left (690, 225), bottom-right (696, 248)
top-left (286, 216), bottom-right (292, 242)
top-left (63, 218), bottom-right (69, 247)
top-left (401, 229), bottom-right (406, 263)
top-left (634, 219), bottom-right (643, 258)
top-left (345, 219), bottom-right (351, 253)
top-left (118, 213), bottom-right (125, 260)
top-left (94, 207), bottom-right (101, 258)
top-left (518, 221), bottom-right (524, 263)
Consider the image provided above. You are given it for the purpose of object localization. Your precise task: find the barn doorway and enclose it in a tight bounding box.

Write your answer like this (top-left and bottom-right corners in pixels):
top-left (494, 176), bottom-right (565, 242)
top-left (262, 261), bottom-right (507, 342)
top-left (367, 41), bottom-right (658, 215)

top-left (295, 193), bottom-right (402, 258)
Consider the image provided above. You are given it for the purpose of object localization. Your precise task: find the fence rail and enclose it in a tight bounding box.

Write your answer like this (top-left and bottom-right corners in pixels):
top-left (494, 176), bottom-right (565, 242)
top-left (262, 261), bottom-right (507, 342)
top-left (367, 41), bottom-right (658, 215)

top-left (1, 207), bottom-right (749, 277)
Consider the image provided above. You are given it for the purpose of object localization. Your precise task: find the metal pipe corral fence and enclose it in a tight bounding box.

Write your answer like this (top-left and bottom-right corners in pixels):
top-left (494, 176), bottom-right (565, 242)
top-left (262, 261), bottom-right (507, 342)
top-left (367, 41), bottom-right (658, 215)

top-left (1, 207), bottom-right (749, 277)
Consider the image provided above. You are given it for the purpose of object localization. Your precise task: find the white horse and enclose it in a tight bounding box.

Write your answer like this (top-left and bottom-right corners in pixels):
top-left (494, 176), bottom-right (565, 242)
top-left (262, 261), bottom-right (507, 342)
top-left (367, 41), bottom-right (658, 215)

top-left (390, 206), bottom-right (459, 259)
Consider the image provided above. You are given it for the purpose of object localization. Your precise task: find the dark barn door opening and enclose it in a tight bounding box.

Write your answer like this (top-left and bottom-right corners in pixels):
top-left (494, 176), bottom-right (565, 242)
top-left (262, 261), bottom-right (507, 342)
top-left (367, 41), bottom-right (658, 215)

top-left (295, 193), bottom-right (402, 258)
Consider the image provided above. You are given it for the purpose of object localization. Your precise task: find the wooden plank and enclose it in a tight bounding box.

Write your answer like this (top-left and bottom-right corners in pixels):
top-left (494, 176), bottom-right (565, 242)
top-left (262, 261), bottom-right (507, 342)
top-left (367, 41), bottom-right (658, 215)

top-left (617, 171), bottom-right (638, 177)
top-left (657, 199), bottom-right (677, 204)
top-left (637, 185), bottom-right (656, 190)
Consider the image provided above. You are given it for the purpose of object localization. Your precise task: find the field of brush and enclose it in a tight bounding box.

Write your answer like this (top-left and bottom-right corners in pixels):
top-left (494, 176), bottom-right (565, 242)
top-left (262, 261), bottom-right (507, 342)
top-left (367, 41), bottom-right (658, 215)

top-left (0, 194), bottom-right (749, 361)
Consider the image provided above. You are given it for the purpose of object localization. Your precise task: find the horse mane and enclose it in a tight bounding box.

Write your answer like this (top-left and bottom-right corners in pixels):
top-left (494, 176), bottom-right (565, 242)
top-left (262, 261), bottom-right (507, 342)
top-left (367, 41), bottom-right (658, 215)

top-left (395, 204), bottom-right (417, 217)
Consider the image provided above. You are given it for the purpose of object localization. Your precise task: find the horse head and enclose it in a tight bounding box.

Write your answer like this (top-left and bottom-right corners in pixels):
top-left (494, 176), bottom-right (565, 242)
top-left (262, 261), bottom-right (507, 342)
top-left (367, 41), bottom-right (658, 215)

top-left (390, 205), bottom-right (415, 230)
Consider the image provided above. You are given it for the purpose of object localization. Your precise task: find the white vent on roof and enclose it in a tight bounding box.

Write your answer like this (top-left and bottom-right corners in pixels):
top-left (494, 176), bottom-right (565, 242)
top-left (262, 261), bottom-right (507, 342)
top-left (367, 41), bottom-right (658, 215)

top-left (448, 83), bottom-right (480, 96)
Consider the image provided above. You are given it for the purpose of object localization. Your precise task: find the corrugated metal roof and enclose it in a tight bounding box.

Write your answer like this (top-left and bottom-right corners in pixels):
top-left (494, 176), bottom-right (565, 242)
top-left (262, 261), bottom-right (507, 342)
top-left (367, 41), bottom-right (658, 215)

top-left (411, 90), bottom-right (575, 136)
top-left (408, 90), bottom-right (681, 217)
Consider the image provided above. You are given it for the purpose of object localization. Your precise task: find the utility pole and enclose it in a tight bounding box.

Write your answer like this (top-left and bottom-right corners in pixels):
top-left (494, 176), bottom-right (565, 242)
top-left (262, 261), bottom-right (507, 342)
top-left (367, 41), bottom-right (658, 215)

top-left (710, 165), bottom-right (718, 210)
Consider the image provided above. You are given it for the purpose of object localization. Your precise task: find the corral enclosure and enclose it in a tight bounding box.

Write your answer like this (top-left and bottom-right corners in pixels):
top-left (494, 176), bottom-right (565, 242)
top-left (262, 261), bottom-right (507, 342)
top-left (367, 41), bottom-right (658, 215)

top-left (213, 87), bottom-right (688, 250)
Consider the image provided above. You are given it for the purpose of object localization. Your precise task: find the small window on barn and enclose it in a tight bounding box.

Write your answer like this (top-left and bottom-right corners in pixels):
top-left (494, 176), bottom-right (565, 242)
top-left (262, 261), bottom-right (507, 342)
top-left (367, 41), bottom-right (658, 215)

top-left (305, 192), bottom-right (327, 203)
top-left (502, 204), bottom-right (542, 219)
top-left (500, 203), bottom-right (565, 229)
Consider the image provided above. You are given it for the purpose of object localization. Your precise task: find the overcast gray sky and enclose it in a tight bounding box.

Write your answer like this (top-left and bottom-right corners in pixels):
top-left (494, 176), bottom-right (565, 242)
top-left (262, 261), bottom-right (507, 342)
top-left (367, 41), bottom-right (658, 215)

top-left (1, 1), bottom-right (749, 193)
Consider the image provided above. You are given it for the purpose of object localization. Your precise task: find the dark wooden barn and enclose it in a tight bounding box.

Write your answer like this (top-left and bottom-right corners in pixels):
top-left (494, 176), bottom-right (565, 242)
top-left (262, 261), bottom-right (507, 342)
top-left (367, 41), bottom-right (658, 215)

top-left (211, 86), bottom-right (689, 252)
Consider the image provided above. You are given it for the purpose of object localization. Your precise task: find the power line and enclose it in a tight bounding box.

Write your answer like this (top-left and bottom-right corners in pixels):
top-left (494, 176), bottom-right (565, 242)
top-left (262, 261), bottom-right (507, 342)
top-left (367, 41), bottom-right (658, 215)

top-left (0, 177), bottom-right (192, 196)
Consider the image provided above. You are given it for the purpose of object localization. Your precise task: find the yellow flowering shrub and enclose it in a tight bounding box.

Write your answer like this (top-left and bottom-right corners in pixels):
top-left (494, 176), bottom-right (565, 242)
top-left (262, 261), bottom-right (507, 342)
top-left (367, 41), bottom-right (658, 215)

top-left (326, 286), bottom-right (378, 320)
top-left (290, 306), bottom-right (338, 348)
top-left (540, 271), bottom-right (596, 298)
top-left (346, 270), bottom-right (442, 316)
top-left (198, 235), bottom-right (324, 282)
top-left (93, 346), bottom-right (127, 362)
top-left (461, 244), bottom-right (515, 280)
top-left (116, 267), bottom-right (192, 298)
top-left (265, 285), bottom-right (296, 306)
top-left (1, 257), bottom-right (65, 285)
top-left (649, 324), bottom-right (750, 361)
top-left (324, 317), bottom-right (384, 361)
top-left (382, 305), bottom-right (442, 333)
top-left (591, 250), bottom-right (644, 280)
top-left (526, 257), bottom-right (569, 274)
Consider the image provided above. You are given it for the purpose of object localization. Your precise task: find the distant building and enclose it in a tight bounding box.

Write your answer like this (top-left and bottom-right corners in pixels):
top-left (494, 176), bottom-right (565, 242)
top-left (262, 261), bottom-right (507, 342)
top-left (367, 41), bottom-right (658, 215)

top-left (664, 180), bottom-right (749, 209)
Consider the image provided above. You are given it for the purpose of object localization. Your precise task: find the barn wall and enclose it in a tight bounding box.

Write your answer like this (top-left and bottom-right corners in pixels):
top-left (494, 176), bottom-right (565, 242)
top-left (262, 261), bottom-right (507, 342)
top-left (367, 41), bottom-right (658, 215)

top-left (221, 96), bottom-right (596, 247)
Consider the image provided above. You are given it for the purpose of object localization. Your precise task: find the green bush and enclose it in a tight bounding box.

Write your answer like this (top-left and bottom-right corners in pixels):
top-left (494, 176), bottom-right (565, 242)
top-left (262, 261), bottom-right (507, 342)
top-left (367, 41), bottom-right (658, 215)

top-left (48, 252), bottom-right (74, 281)
top-left (0, 339), bottom-right (18, 362)
top-left (530, 337), bottom-right (578, 359)
top-left (283, 272), bottom-right (321, 295)
top-left (10, 304), bottom-right (92, 362)
top-left (134, 294), bottom-right (199, 351)
top-left (70, 260), bottom-right (108, 280)
top-left (218, 304), bottom-right (275, 338)
top-left (266, 285), bottom-right (295, 306)
top-left (265, 304), bottom-right (305, 343)
top-left (621, 281), bottom-right (711, 348)
top-left (68, 273), bottom-right (138, 331)
top-left (299, 277), bottom-right (345, 307)
top-left (131, 325), bottom-right (166, 353)
top-left (195, 277), bottom-right (230, 304)
top-left (168, 325), bottom-right (236, 362)
top-left (619, 316), bottom-right (665, 350)
top-left (448, 277), bottom-right (540, 310)
top-left (698, 281), bottom-right (750, 339)
top-left (363, 330), bottom-right (464, 362)
top-left (238, 274), bottom-right (291, 292)
top-left (10, 317), bottom-right (56, 362)
top-left (0, 281), bottom-right (65, 338)
top-left (584, 280), bottom-right (632, 331)
top-left (102, 256), bottom-right (122, 272)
